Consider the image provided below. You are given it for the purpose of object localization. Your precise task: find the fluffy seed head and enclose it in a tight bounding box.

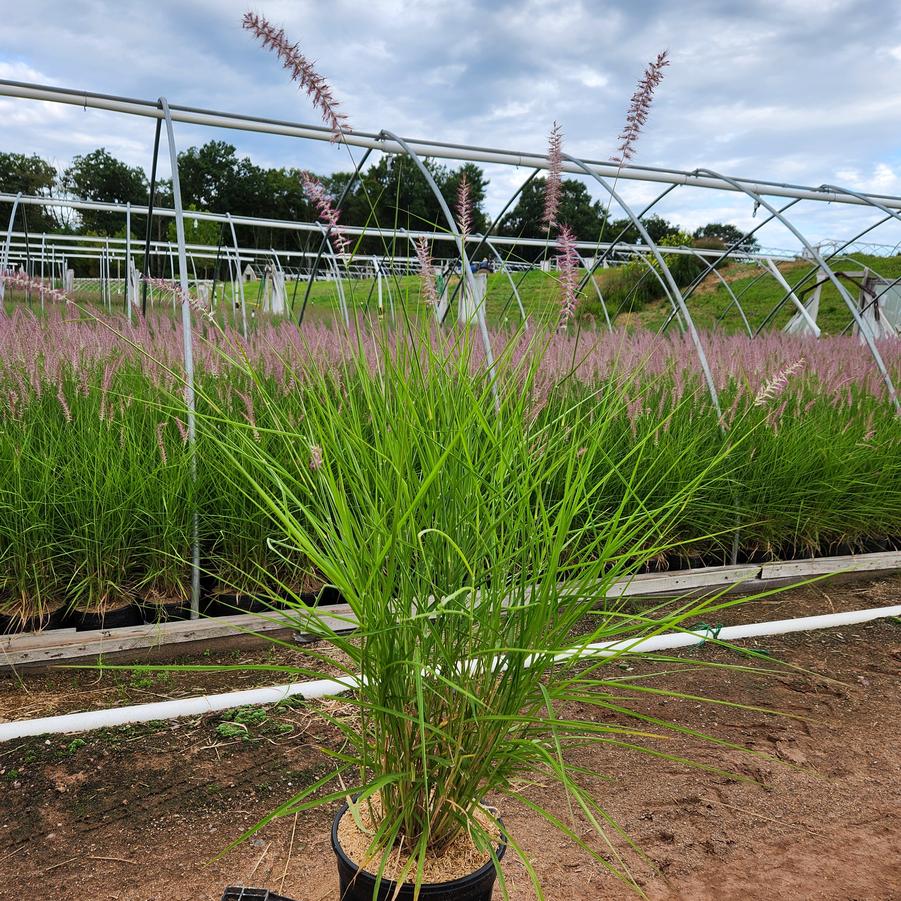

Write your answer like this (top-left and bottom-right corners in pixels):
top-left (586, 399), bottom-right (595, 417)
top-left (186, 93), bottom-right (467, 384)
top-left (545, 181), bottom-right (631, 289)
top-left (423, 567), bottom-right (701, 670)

top-left (155, 421), bottom-right (168, 465)
top-left (143, 276), bottom-right (213, 321)
top-left (1, 270), bottom-right (73, 307)
top-left (611, 50), bottom-right (670, 165)
top-left (543, 121), bottom-right (564, 230)
top-left (456, 174), bottom-right (472, 241)
top-left (309, 444), bottom-right (323, 471)
top-left (301, 171), bottom-right (351, 257)
top-left (242, 11), bottom-right (350, 140)
top-left (556, 225), bottom-right (581, 331)
top-left (414, 237), bottom-right (439, 308)
top-left (754, 358), bottom-right (806, 406)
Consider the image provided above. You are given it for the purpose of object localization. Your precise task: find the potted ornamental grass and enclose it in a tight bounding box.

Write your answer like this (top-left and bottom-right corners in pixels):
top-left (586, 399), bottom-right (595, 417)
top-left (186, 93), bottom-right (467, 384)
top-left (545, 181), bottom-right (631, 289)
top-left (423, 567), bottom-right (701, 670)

top-left (200, 315), bottom-right (753, 899)
top-left (122, 14), bottom-right (769, 897)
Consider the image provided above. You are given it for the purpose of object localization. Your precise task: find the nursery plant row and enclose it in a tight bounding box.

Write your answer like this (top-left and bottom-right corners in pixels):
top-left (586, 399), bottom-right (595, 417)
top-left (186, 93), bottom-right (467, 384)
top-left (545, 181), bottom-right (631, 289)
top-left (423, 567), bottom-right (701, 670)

top-left (0, 307), bottom-right (898, 631)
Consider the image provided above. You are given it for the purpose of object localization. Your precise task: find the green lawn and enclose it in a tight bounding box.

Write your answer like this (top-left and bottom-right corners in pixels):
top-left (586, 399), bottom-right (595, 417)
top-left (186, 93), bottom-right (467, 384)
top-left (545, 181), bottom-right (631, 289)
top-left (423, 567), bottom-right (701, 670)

top-left (7, 252), bottom-right (900, 335)
top-left (227, 253), bottom-right (901, 334)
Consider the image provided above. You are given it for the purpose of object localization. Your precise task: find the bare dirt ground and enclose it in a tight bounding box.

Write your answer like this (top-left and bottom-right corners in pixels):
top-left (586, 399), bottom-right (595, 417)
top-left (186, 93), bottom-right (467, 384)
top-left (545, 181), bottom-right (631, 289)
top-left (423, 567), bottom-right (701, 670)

top-left (0, 575), bottom-right (899, 900)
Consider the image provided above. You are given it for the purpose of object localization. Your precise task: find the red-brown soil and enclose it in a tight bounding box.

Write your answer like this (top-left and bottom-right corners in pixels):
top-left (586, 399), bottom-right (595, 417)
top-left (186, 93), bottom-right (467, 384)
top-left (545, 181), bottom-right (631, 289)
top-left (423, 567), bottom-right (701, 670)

top-left (0, 575), bottom-right (899, 900)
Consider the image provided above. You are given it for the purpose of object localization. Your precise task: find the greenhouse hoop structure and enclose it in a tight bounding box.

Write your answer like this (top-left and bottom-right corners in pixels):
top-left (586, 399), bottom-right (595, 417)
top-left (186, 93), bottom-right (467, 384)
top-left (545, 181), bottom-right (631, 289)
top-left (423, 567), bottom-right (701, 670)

top-left (1, 75), bottom-right (900, 431)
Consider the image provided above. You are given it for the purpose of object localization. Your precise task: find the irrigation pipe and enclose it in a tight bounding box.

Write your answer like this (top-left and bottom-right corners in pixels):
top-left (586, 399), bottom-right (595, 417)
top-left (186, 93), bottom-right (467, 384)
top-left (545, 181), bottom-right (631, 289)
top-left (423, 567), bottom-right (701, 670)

top-left (1, 604), bottom-right (898, 743)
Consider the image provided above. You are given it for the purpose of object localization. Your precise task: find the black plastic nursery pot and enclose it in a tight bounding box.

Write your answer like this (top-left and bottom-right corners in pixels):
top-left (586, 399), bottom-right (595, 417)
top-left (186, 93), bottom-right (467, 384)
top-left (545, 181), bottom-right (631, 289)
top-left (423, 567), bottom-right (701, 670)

top-left (208, 592), bottom-right (278, 617)
top-left (331, 802), bottom-right (506, 901)
top-left (139, 597), bottom-right (195, 624)
top-left (301, 585), bottom-right (344, 607)
top-left (68, 598), bottom-right (144, 631)
top-left (221, 888), bottom-right (297, 901)
top-left (0, 604), bottom-right (67, 635)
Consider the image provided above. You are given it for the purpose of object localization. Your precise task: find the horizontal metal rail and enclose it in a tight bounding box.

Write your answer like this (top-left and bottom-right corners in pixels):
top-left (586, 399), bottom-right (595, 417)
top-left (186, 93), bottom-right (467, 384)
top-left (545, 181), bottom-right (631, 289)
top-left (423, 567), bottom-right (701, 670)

top-left (0, 193), bottom-right (777, 260)
top-left (2, 79), bottom-right (901, 211)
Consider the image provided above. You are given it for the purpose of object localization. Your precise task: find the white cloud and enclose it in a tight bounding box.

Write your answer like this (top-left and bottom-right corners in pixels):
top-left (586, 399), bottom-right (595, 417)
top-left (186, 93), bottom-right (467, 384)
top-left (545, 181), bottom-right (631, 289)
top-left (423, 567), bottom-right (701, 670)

top-left (575, 67), bottom-right (609, 90)
top-left (833, 163), bottom-right (901, 195)
top-left (0, 0), bottom-right (898, 250)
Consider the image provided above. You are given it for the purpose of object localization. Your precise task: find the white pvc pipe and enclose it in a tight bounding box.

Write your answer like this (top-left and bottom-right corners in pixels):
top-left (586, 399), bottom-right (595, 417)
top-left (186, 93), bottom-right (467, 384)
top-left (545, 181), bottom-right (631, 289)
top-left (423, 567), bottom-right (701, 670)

top-left (573, 602), bottom-right (901, 660)
top-left (0, 676), bottom-right (360, 742)
top-left (0, 604), bottom-right (897, 743)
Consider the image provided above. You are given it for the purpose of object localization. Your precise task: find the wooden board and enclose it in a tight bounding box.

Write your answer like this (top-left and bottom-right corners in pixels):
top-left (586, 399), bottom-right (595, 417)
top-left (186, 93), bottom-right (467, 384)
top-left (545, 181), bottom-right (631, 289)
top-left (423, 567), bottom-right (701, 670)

top-left (608, 564), bottom-right (761, 597)
top-left (0, 605), bottom-right (356, 668)
top-left (759, 551), bottom-right (901, 580)
top-left (2, 551), bottom-right (899, 669)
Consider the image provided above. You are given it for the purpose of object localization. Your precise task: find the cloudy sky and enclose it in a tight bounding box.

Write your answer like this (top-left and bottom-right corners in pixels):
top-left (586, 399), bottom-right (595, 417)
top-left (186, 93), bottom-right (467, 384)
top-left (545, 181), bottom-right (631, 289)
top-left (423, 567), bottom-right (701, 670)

top-left (2, 0), bottom-right (900, 249)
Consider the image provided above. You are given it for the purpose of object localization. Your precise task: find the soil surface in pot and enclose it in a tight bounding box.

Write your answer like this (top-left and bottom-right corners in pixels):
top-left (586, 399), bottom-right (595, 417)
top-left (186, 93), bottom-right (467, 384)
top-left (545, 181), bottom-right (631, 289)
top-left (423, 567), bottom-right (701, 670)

top-left (0, 573), bottom-right (899, 900)
top-left (337, 795), bottom-right (500, 885)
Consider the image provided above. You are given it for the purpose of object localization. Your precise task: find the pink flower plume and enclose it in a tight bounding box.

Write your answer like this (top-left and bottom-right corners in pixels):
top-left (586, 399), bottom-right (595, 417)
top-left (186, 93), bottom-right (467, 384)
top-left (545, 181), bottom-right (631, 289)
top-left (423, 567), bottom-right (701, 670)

top-left (543, 121), bottom-right (563, 230)
top-left (456, 174), bottom-right (472, 240)
top-left (242, 11), bottom-right (350, 140)
top-left (414, 237), bottom-right (439, 308)
top-left (143, 276), bottom-right (212, 321)
top-left (301, 171), bottom-right (351, 257)
top-left (556, 225), bottom-right (581, 331)
top-left (611, 50), bottom-right (670, 165)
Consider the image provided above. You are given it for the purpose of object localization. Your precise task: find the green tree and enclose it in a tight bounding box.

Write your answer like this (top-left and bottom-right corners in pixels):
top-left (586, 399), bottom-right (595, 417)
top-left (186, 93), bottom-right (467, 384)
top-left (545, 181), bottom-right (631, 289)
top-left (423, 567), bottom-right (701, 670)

top-left (0, 151), bottom-right (61, 232)
top-left (325, 159), bottom-right (488, 256)
top-left (63, 149), bottom-right (147, 235)
top-left (607, 213), bottom-right (680, 247)
top-left (499, 178), bottom-right (608, 260)
top-left (693, 222), bottom-right (759, 252)
top-left (177, 141), bottom-right (296, 249)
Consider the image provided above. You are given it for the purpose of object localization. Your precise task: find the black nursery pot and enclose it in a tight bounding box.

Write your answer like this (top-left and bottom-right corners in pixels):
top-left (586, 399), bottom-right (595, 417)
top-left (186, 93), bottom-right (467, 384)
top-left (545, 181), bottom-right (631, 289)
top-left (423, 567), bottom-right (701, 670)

top-left (300, 585), bottom-right (344, 607)
top-left (139, 598), bottom-right (194, 624)
top-left (0, 605), bottom-right (68, 635)
top-left (331, 802), bottom-right (505, 901)
top-left (68, 600), bottom-right (143, 631)
top-left (208, 593), bottom-right (276, 617)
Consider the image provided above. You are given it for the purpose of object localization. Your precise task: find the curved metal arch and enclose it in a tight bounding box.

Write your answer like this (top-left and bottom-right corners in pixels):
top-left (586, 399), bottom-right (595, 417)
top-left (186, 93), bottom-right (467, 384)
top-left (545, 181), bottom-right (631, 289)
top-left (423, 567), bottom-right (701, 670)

top-left (561, 153), bottom-right (722, 415)
top-left (759, 257), bottom-right (821, 337)
top-left (825, 251), bottom-right (901, 337)
top-left (575, 182), bottom-right (682, 298)
top-left (693, 167), bottom-right (900, 413)
top-left (687, 249), bottom-right (753, 336)
top-left (378, 129), bottom-right (498, 389)
top-left (839, 271), bottom-right (901, 336)
top-left (817, 184), bottom-right (901, 335)
top-left (658, 197), bottom-right (804, 334)
top-left (754, 212), bottom-right (896, 334)
top-left (713, 266), bottom-right (775, 328)
top-left (820, 183), bottom-right (901, 231)
top-left (614, 251), bottom-right (686, 329)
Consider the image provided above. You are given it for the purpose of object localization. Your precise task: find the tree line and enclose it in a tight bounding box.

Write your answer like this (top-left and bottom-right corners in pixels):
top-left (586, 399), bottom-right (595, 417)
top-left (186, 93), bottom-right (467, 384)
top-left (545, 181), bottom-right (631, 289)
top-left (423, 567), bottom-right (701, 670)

top-left (0, 143), bottom-right (758, 271)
